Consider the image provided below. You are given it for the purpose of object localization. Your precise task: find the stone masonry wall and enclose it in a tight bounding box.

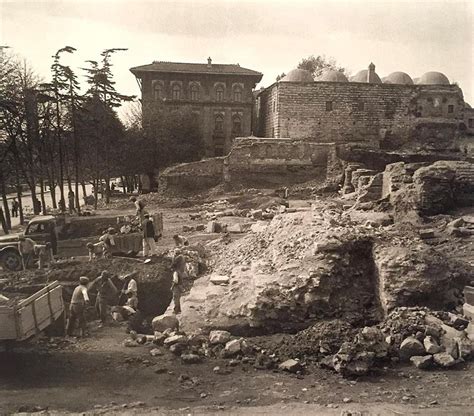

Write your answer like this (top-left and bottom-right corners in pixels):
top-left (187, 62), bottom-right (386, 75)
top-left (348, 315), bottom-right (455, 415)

top-left (158, 137), bottom-right (341, 192)
top-left (258, 82), bottom-right (464, 150)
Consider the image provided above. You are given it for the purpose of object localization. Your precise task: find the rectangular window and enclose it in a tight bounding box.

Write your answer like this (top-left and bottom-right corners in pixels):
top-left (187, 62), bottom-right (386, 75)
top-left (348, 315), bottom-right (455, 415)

top-left (326, 101), bottom-right (333, 111)
top-left (448, 105), bottom-right (454, 114)
top-left (469, 119), bottom-right (474, 128)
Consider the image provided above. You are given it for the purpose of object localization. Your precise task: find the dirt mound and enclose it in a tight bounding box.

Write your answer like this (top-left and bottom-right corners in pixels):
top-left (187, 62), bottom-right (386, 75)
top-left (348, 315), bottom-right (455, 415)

top-left (253, 319), bottom-right (357, 362)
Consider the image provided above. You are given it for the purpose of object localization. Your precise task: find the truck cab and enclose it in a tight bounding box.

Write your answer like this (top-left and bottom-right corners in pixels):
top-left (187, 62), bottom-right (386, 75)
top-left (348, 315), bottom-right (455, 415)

top-left (0, 216), bottom-right (58, 271)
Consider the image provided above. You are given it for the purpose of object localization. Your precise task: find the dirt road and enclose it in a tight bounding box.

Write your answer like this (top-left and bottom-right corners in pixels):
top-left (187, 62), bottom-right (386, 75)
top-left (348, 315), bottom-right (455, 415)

top-left (1, 324), bottom-right (473, 415)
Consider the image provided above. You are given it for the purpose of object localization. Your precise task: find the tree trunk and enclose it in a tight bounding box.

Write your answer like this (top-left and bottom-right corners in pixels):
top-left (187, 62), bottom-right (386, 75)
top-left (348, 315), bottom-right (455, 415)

top-left (17, 185), bottom-right (24, 226)
top-left (93, 178), bottom-right (98, 210)
top-left (39, 177), bottom-right (47, 215)
top-left (29, 182), bottom-right (39, 215)
top-left (105, 177), bottom-right (110, 204)
top-left (0, 172), bottom-right (11, 230)
top-left (120, 175), bottom-right (126, 195)
top-left (81, 181), bottom-right (87, 198)
top-left (50, 184), bottom-right (57, 209)
top-left (0, 208), bottom-right (8, 234)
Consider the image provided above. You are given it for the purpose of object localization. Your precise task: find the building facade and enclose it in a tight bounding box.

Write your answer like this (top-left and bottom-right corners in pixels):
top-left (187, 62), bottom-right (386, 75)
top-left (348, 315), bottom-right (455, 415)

top-left (256, 64), bottom-right (469, 151)
top-left (130, 58), bottom-right (262, 156)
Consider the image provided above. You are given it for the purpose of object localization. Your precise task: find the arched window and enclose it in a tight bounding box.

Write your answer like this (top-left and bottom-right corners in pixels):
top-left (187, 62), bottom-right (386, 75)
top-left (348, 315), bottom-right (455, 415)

top-left (233, 86), bottom-right (242, 102)
top-left (232, 115), bottom-right (242, 136)
top-left (190, 83), bottom-right (200, 101)
top-left (216, 85), bottom-right (224, 102)
top-left (215, 114), bottom-right (224, 132)
top-left (171, 83), bottom-right (181, 100)
top-left (153, 82), bottom-right (163, 100)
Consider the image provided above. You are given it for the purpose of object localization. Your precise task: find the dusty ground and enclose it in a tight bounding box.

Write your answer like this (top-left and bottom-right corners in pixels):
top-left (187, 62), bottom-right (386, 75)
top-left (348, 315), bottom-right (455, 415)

top-left (1, 191), bottom-right (474, 415)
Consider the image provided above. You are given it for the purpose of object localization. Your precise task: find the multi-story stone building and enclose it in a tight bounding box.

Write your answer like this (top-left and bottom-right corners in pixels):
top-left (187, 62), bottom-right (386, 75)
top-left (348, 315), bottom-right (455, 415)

top-left (130, 58), bottom-right (262, 156)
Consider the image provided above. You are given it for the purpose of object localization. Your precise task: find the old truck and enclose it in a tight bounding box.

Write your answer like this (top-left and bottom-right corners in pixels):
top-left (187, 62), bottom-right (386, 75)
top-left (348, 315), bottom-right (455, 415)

top-left (0, 213), bottom-right (163, 271)
top-left (0, 281), bottom-right (64, 349)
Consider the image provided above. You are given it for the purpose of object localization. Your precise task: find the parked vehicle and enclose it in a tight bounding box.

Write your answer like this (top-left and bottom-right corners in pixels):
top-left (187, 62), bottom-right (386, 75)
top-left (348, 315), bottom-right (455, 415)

top-left (0, 213), bottom-right (163, 271)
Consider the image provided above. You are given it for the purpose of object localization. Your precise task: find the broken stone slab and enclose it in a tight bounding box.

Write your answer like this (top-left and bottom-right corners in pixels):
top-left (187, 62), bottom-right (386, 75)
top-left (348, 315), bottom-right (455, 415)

top-left (223, 339), bottom-right (242, 357)
top-left (447, 312), bottom-right (469, 330)
top-left (250, 209), bottom-right (263, 219)
top-left (227, 224), bottom-right (243, 233)
top-left (196, 224), bottom-right (205, 231)
top-left (278, 359), bottom-right (302, 373)
top-left (423, 336), bottom-right (442, 354)
top-left (183, 225), bottom-right (195, 232)
top-left (463, 303), bottom-right (474, 321)
top-left (152, 315), bottom-right (179, 333)
top-left (410, 355), bottom-right (433, 370)
top-left (455, 336), bottom-right (472, 359)
top-left (399, 337), bottom-right (425, 360)
top-left (464, 286), bottom-right (474, 306)
top-left (433, 352), bottom-right (457, 368)
top-left (210, 274), bottom-right (230, 285)
top-left (209, 330), bottom-right (231, 345)
top-left (163, 335), bottom-right (187, 347)
top-left (181, 353), bottom-right (202, 364)
top-left (169, 343), bottom-right (186, 355)
top-left (313, 240), bottom-right (340, 253)
top-left (150, 348), bottom-right (163, 357)
top-left (419, 229), bottom-right (436, 239)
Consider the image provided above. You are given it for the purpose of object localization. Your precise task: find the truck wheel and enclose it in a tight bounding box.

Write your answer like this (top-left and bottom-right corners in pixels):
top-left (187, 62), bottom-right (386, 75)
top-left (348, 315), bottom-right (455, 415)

top-left (1, 250), bottom-right (22, 271)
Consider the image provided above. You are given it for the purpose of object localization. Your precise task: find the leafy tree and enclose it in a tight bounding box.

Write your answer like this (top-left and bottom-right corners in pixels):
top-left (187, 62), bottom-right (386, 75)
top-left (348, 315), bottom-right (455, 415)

top-left (276, 72), bottom-right (286, 81)
top-left (297, 55), bottom-right (348, 79)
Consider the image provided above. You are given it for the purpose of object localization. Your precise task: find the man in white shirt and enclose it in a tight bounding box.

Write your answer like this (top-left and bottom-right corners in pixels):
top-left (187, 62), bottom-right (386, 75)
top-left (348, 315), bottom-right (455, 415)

top-left (66, 276), bottom-right (90, 337)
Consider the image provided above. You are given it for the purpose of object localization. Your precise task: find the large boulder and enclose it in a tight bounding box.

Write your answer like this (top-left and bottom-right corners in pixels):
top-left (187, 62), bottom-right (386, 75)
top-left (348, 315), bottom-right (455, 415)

top-left (399, 337), bottom-right (425, 360)
top-left (152, 314), bottom-right (179, 333)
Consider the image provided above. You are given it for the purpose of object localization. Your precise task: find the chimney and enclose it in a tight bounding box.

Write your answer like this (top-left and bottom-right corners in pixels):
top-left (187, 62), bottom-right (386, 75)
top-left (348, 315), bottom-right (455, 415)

top-left (207, 57), bottom-right (212, 68)
top-left (367, 62), bottom-right (376, 83)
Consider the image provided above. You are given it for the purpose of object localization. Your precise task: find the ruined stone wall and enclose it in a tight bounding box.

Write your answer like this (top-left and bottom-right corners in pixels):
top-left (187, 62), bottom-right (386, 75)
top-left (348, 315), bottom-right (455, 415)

top-left (226, 137), bottom-right (338, 186)
top-left (158, 137), bottom-right (341, 192)
top-left (158, 157), bottom-right (225, 194)
top-left (258, 82), bottom-right (464, 150)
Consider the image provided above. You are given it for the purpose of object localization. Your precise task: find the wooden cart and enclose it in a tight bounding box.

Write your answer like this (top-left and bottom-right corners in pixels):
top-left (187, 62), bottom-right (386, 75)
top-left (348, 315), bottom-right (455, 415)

top-left (0, 281), bottom-right (64, 345)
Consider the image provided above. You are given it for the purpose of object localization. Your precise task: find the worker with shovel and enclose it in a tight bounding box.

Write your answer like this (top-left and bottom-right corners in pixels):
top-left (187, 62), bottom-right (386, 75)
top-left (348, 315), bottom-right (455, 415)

top-left (66, 276), bottom-right (90, 337)
top-left (89, 271), bottom-right (118, 326)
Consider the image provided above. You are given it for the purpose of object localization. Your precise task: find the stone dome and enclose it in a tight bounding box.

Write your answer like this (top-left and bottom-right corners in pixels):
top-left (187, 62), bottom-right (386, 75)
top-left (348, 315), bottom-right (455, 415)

top-left (383, 71), bottom-right (414, 85)
top-left (317, 70), bottom-right (348, 82)
top-left (418, 71), bottom-right (450, 85)
top-left (413, 77), bottom-right (420, 84)
top-left (281, 68), bottom-right (314, 82)
top-left (350, 69), bottom-right (382, 84)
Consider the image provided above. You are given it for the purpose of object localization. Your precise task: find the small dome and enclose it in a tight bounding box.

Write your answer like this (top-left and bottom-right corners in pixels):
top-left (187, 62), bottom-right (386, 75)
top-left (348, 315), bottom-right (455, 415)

top-left (317, 70), bottom-right (348, 82)
top-left (418, 71), bottom-right (450, 85)
top-left (383, 71), bottom-right (414, 85)
top-left (281, 68), bottom-right (314, 82)
top-left (350, 69), bottom-right (382, 84)
top-left (413, 77), bottom-right (420, 84)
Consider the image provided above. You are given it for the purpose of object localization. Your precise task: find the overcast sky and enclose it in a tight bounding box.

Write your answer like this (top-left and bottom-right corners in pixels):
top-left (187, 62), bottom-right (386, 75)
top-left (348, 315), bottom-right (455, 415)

top-left (1, 0), bottom-right (473, 116)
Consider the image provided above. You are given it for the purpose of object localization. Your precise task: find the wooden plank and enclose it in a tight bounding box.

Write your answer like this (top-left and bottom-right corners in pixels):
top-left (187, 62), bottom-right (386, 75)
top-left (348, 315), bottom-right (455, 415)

top-left (0, 309), bottom-right (17, 340)
top-left (17, 281), bottom-right (61, 308)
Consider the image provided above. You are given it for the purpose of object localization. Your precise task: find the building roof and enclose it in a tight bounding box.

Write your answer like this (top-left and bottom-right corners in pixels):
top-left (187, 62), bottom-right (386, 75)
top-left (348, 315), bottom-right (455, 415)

top-left (383, 71), bottom-right (414, 85)
top-left (281, 68), bottom-right (314, 82)
top-left (130, 61), bottom-right (263, 78)
top-left (317, 69), bottom-right (348, 82)
top-left (418, 71), bottom-right (450, 85)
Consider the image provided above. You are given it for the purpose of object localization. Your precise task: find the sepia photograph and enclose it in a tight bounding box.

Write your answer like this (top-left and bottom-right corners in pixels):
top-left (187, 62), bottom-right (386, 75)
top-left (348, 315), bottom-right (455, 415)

top-left (0, 0), bottom-right (473, 414)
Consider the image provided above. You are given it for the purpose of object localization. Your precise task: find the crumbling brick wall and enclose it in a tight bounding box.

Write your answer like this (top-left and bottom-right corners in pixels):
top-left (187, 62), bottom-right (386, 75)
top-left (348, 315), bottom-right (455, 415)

top-left (258, 82), bottom-right (464, 150)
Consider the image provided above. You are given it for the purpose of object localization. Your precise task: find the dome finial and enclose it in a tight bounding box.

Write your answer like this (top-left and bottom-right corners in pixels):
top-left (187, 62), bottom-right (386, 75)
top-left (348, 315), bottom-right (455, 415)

top-left (207, 57), bottom-right (212, 67)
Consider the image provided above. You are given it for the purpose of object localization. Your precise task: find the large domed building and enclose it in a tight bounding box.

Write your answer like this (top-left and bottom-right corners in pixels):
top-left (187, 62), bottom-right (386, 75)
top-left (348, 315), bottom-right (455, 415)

top-left (280, 68), bottom-right (313, 82)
